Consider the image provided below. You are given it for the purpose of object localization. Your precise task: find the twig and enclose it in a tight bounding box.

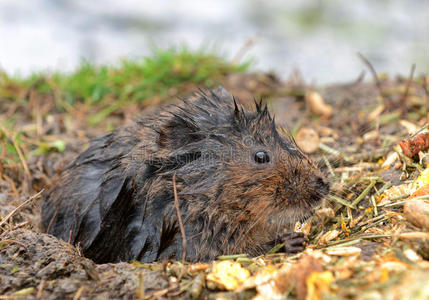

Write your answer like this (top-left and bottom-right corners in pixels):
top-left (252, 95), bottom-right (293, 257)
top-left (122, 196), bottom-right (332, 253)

top-left (321, 146), bottom-right (390, 166)
top-left (12, 221), bottom-right (30, 230)
top-left (136, 273), bottom-right (145, 299)
top-left (232, 39), bottom-right (255, 64)
top-left (0, 189), bottom-right (43, 229)
top-left (1, 173), bottom-right (18, 196)
top-left (389, 193), bottom-right (410, 202)
top-left (173, 174), bottom-right (187, 262)
top-left (144, 282), bottom-right (179, 300)
top-left (351, 180), bottom-right (376, 207)
top-left (319, 143), bottom-right (342, 157)
top-left (168, 280), bottom-right (194, 297)
top-left (334, 164), bottom-right (379, 173)
top-left (0, 239), bottom-right (27, 249)
top-left (322, 156), bottom-right (335, 178)
top-left (397, 232), bottom-right (429, 239)
top-left (423, 75), bottom-right (429, 98)
top-left (189, 273), bottom-right (205, 299)
top-left (12, 134), bottom-right (31, 178)
top-left (409, 122), bottom-right (429, 138)
top-left (45, 210), bottom-right (58, 234)
top-left (36, 279), bottom-right (46, 299)
top-left (376, 181), bottom-right (392, 196)
top-left (326, 234), bottom-right (392, 247)
top-left (0, 221), bottom-right (30, 239)
top-left (217, 253), bottom-right (249, 260)
top-left (379, 200), bottom-right (407, 208)
top-left (328, 195), bottom-right (355, 209)
top-left (68, 230), bottom-right (73, 244)
top-left (357, 214), bottom-right (387, 227)
top-left (326, 148), bottom-right (391, 165)
top-left (380, 194), bottom-right (429, 208)
top-left (358, 52), bottom-right (384, 101)
top-left (267, 243), bottom-right (285, 255)
top-left (324, 238), bottom-right (362, 248)
top-left (361, 218), bottom-right (391, 231)
top-left (0, 296), bottom-right (21, 299)
top-left (351, 70), bottom-right (366, 86)
top-left (370, 195), bottom-right (378, 216)
top-left (72, 286), bottom-right (85, 300)
top-left (400, 64), bottom-right (416, 117)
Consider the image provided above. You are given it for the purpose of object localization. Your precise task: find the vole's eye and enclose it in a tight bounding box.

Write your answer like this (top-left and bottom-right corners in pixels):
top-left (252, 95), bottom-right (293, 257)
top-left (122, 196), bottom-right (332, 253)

top-left (254, 151), bottom-right (270, 164)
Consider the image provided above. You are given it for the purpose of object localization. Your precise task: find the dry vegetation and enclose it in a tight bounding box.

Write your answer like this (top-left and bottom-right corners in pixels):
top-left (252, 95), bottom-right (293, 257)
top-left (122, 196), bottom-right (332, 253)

top-left (1, 50), bottom-right (429, 299)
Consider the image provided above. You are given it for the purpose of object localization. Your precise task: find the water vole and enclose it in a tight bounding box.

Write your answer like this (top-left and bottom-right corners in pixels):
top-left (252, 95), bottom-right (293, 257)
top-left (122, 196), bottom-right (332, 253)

top-left (41, 87), bottom-right (329, 263)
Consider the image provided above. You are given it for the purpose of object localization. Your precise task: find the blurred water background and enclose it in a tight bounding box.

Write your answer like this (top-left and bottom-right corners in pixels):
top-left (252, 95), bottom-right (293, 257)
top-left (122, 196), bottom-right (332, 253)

top-left (0, 0), bottom-right (427, 84)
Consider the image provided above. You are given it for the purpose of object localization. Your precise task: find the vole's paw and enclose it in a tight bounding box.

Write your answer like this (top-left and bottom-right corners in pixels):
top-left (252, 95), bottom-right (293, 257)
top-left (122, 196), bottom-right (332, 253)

top-left (282, 232), bottom-right (308, 253)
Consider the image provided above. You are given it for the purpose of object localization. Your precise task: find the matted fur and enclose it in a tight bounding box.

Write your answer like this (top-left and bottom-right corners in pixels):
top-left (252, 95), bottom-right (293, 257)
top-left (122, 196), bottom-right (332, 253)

top-left (41, 86), bottom-right (329, 262)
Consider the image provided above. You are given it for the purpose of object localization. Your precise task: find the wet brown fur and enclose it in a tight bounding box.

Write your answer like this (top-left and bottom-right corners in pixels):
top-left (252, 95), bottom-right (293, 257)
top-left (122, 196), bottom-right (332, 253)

top-left (41, 86), bottom-right (329, 262)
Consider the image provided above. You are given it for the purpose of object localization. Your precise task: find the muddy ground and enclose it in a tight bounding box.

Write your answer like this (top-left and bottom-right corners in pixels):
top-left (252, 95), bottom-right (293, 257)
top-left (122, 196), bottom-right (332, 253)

top-left (1, 71), bottom-right (429, 299)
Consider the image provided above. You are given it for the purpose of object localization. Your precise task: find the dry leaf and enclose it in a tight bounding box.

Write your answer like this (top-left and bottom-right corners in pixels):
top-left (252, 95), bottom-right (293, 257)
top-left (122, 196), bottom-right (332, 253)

top-left (381, 152), bottom-right (399, 169)
top-left (294, 255), bottom-right (323, 300)
top-left (295, 219), bottom-right (312, 235)
top-left (403, 249), bottom-right (421, 262)
top-left (415, 168), bottom-right (429, 187)
top-left (242, 265), bottom-right (294, 300)
top-left (296, 128), bottom-right (320, 153)
top-left (305, 91), bottom-right (333, 118)
top-left (240, 265), bottom-right (277, 290)
top-left (399, 120), bottom-right (419, 134)
top-left (316, 125), bottom-right (337, 138)
top-left (404, 184), bottom-right (429, 230)
top-left (188, 263), bottom-right (210, 273)
top-left (380, 261), bottom-right (409, 272)
top-left (318, 230), bottom-right (341, 244)
top-left (206, 260), bottom-right (250, 290)
top-left (316, 207), bottom-right (335, 220)
top-left (397, 232), bottom-right (429, 239)
top-left (367, 104), bottom-right (384, 122)
top-left (305, 271), bottom-right (334, 300)
top-left (362, 130), bottom-right (379, 142)
top-left (380, 184), bottom-right (413, 204)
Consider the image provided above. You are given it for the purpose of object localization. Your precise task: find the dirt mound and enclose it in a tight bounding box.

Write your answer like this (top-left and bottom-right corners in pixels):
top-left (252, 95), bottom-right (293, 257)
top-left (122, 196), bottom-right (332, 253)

top-left (0, 229), bottom-right (166, 299)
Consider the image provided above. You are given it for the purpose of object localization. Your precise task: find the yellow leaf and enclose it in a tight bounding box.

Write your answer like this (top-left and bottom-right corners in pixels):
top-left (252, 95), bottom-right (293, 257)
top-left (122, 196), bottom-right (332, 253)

top-left (380, 268), bottom-right (389, 283)
top-left (306, 271), bottom-right (334, 300)
top-left (416, 168), bottom-right (429, 187)
top-left (206, 260), bottom-right (250, 290)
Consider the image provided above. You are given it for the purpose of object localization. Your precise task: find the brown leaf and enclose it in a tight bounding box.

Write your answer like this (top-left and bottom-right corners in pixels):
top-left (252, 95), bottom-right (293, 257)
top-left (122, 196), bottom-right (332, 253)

top-left (305, 91), bottom-right (333, 118)
top-left (404, 199), bottom-right (429, 230)
top-left (294, 255), bottom-right (323, 300)
top-left (296, 128), bottom-right (320, 153)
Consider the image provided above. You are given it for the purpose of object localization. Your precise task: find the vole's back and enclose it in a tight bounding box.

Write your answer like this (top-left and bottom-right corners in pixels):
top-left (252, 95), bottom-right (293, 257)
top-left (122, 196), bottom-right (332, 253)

top-left (42, 87), bottom-right (235, 262)
top-left (42, 126), bottom-right (143, 262)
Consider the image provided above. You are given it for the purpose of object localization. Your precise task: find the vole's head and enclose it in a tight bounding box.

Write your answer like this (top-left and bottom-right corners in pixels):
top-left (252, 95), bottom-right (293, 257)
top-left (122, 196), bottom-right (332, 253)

top-left (152, 87), bottom-right (329, 228)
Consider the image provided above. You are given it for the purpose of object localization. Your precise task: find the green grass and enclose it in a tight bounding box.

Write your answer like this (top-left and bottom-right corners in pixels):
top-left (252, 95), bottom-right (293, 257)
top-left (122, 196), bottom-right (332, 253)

top-left (1, 47), bottom-right (250, 107)
top-left (0, 47), bottom-right (250, 164)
